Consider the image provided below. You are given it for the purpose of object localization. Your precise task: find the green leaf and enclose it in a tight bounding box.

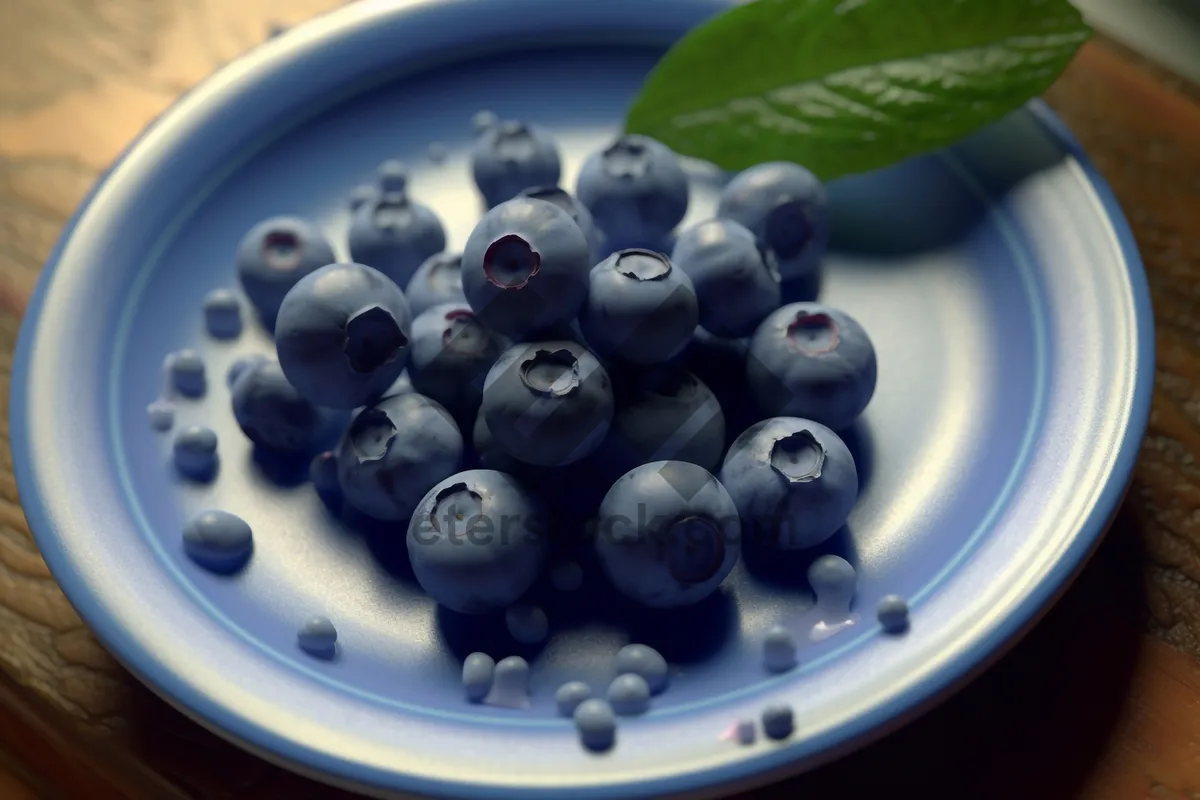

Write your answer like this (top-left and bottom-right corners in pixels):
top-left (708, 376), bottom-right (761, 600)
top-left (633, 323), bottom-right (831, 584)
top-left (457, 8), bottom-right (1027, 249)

top-left (624, 0), bottom-right (1091, 178)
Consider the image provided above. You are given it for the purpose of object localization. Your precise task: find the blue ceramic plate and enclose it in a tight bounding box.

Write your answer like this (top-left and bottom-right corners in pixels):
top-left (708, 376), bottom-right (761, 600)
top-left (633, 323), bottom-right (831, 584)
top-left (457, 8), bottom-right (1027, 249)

top-left (11, 0), bottom-right (1153, 798)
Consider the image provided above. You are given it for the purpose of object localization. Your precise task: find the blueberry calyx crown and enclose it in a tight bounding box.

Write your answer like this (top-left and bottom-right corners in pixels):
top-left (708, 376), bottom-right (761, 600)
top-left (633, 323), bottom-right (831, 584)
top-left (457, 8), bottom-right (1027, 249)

top-left (261, 229), bottom-right (304, 271)
top-left (519, 349), bottom-right (581, 397)
top-left (493, 122), bottom-right (537, 167)
top-left (601, 136), bottom-right (650, 180)
top-left (770, 430), bottom-right (825, 483)
top-left (614, 249), bottom-right (671, 282)
top-left (429, 482), bottom-right (483, 533)
top-left (483, 234), bottom-right (541, 289)
top-left (372, 196), bottom-right (416, 231)
top-left (377, 160), bottom-right (409, 196)
top-left (785, 311), bottom-right (839, 356)
top-left (344, 305), bottom-right (407, 374)
top-left (441, 309), bottom-right (491, 356)
top-left (348, 407), bottom-right (398, 463)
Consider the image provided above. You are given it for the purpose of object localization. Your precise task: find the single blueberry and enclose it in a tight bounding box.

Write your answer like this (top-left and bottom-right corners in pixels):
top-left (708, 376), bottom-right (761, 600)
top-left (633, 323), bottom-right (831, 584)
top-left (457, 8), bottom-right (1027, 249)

top-left (486, 656), bottom-right (531, 708)
top-left (202, 289), bottom-right (243, 339)
top-left (877, 594), bottom-right (910, 634)
top-left (407, 470), bottom-right (547, 613)
top-left (595, 460), bottom-right (741, 609)
top-left (166, 350), bottom-right (206, 398)
top-left (338, 393), bottom-right (463, 522)
top-left (575, 135), bottom-right (689, 249)
top-left (505, 604), bottom-right (549, 644)
top-left (573, 699), bottom-right (617, 752)
top-left (607, 674), bottom-right (651, 716)
top-left (461, 197), bottom-right (591, 339)
top-left (173, 425), bottom-right (218, 481)
top-left (235, 216), bottom-right (336, 326)
top-left (555, 681), bottom-right (592, 717)
top-left (717, 162), bottom-right (830, 280)
top-left (747, 302), bottom-right (877, 430)
top-left (406, 252), bottom-right (467, 318)
top-left (347, 193), bottom-right (447, 287)
top-left (407, 303), bottom-right (507, 424)
top-left (146, 399), bottom-right (175, 432)
top-left (231, 357), bottom-right (323, 453)
top-left (275, 262), bottom-right (413, 410)
top-left (517, 185), bottom-right (602, 259)
top-left (462, 652), bottom-right (495, 703)
top-left (719, 418), bottom-right (857, 550)
top-left (762, 625), bottom-right (798, 673)
top-left (579, 249), bottom-right (698, 367)
top-left (182, 509), bottom-right (252, 572)
top-left (671, 219), bottom-right (781, 339)
top-left (297, 616), bottom-right (338, 657)
top-left (604, 368), bottom-right (725, 476)
top-left (470, 121), bottom-right (561, 208)
top-left (761, 704), bottom-right (795, 740)
top-left (480, 340), bottom-right (613, 467)
top-left (613, 644), bottom-right (669, 695)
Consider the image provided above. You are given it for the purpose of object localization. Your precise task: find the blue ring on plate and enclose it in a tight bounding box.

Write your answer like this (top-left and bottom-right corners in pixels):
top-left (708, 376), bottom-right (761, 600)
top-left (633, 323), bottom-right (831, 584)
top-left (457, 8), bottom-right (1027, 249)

top-left (11, 0), bottom-right (1154, 796)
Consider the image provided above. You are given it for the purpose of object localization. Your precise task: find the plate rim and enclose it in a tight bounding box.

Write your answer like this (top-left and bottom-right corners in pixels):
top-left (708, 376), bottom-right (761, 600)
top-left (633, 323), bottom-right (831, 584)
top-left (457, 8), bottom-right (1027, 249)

top-left (10, 1), bottom-right (1155, 798)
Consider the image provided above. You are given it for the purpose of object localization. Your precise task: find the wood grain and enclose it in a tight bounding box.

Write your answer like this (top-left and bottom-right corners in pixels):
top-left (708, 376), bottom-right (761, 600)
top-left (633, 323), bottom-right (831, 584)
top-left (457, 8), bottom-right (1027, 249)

top-left (1, 3), bottom-right (1200, 797)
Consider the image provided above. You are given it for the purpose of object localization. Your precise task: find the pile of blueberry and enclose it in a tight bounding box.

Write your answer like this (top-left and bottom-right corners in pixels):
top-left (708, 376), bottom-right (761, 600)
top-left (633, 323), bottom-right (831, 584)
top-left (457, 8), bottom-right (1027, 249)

top-left (158, 115), bottom-right (884, 745)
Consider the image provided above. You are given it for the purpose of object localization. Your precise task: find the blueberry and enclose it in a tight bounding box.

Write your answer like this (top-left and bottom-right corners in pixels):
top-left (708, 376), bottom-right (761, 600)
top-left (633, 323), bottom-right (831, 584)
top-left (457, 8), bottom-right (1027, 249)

top-left (173, 426), bottom-right (218, 481)
top-left (235, 216), bottom-right (336, 326)
top-left (579, 249), bottom-right (698, 366)
top-left (613, 644), bottom-right (668, 695)
top-left (505, 604), bottom-right (549, 644)
top-left (605, 368), bottom-right (725, 475)
top-left (877, 594), bottom-right (910, 633)
top-left (146, 399), bottom-right (175, 431)
top-left (274, 262), bottom-right (412, 409)
top-left (480, 340), bottom-right (613, 467)
top-left (680, 328), bottom-right (757, 443)
top-left (182, 509), bottom-right (253, 572)
top-left (671, 219), bottom-right (781, 338)
top-left (347, 183), bottom-right (378, 213)
top-left (595, 460), bottom-right (741, 609)
top-left (555, 681), bottom-right (592, 717)
top-left (470, 121), bottom-right (561, 208)
top-left (461, 197), bottom-right (591, 339)
top-left (717, 162), bottom-right (830, 280)
top-left (227, 353), bottom-right (268, 388)
top-left (406, 252), bottom-right (467, 318)
top-left (762, 625), bottom-right (798, 673)
top-left (297, 616), bottom-right (338, 656)
top-left (747, 303), bottom-right (877, 430)
top-left (347, 195), bottom-right (447, 289)
top-left (202, 289), bottom-right (243, 339)
top-left (761, 704), bottom-right (794, 740)
top-left (231, 357), bottom-right (323, 452)
top-left (166, 350), bottom-right (206, 398)
top-left (407, 469), bottom-right (547, 613)
top-left (338, 393), bottom-right (463, 522)
top-left (407, 303), bottom-right (506, 423)
top-left (607, 674), bottom-right (651, 716)
top-left (718, 417), bottom-right (857, 550)
top-left (575, 135), bottom-right (688, 249)
top-left (573, 699), bottom-right (617, 752)
top-left (516, 185), bottom-right (602, 258)
top-left (462, 652), bottom-right (495, 703)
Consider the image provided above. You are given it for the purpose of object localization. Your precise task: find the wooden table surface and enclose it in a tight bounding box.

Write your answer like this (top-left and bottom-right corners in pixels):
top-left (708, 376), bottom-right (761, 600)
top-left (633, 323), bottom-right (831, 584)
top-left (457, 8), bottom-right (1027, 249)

top-left (2, 2), bottom-right (1200, 798)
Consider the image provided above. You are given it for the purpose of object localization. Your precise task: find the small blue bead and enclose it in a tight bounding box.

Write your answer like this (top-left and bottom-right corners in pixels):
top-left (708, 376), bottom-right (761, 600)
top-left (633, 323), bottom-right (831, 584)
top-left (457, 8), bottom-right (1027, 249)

top-left (614, 644), bottom-right (668, 694)
top-left (167, 350), bottom-right (206, 397)
top-left (762, 626), bottom-right (798, 673)
top-left (203, 289), bottom-right (243, 339)
top-left (462, 652), bottom-right (495, 703)
top-left (146, 399), bottom-right (174, 432)
top-left (173, 426), bottom-right (218, 481)
top-left (877, 594), bottom-right (910, 633)
top-left (555, 681), bottom-right (592, 717)
top-left (761, 705), bottom-right (794, 740)
top-left (182, 509), bottom-right (252, 573)
top-left (607, 674), bottom-right (651, 716)
top-left (573, 699), bottom-right (616, 753)
top-left (298, 616), bottom-right (338, 656)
